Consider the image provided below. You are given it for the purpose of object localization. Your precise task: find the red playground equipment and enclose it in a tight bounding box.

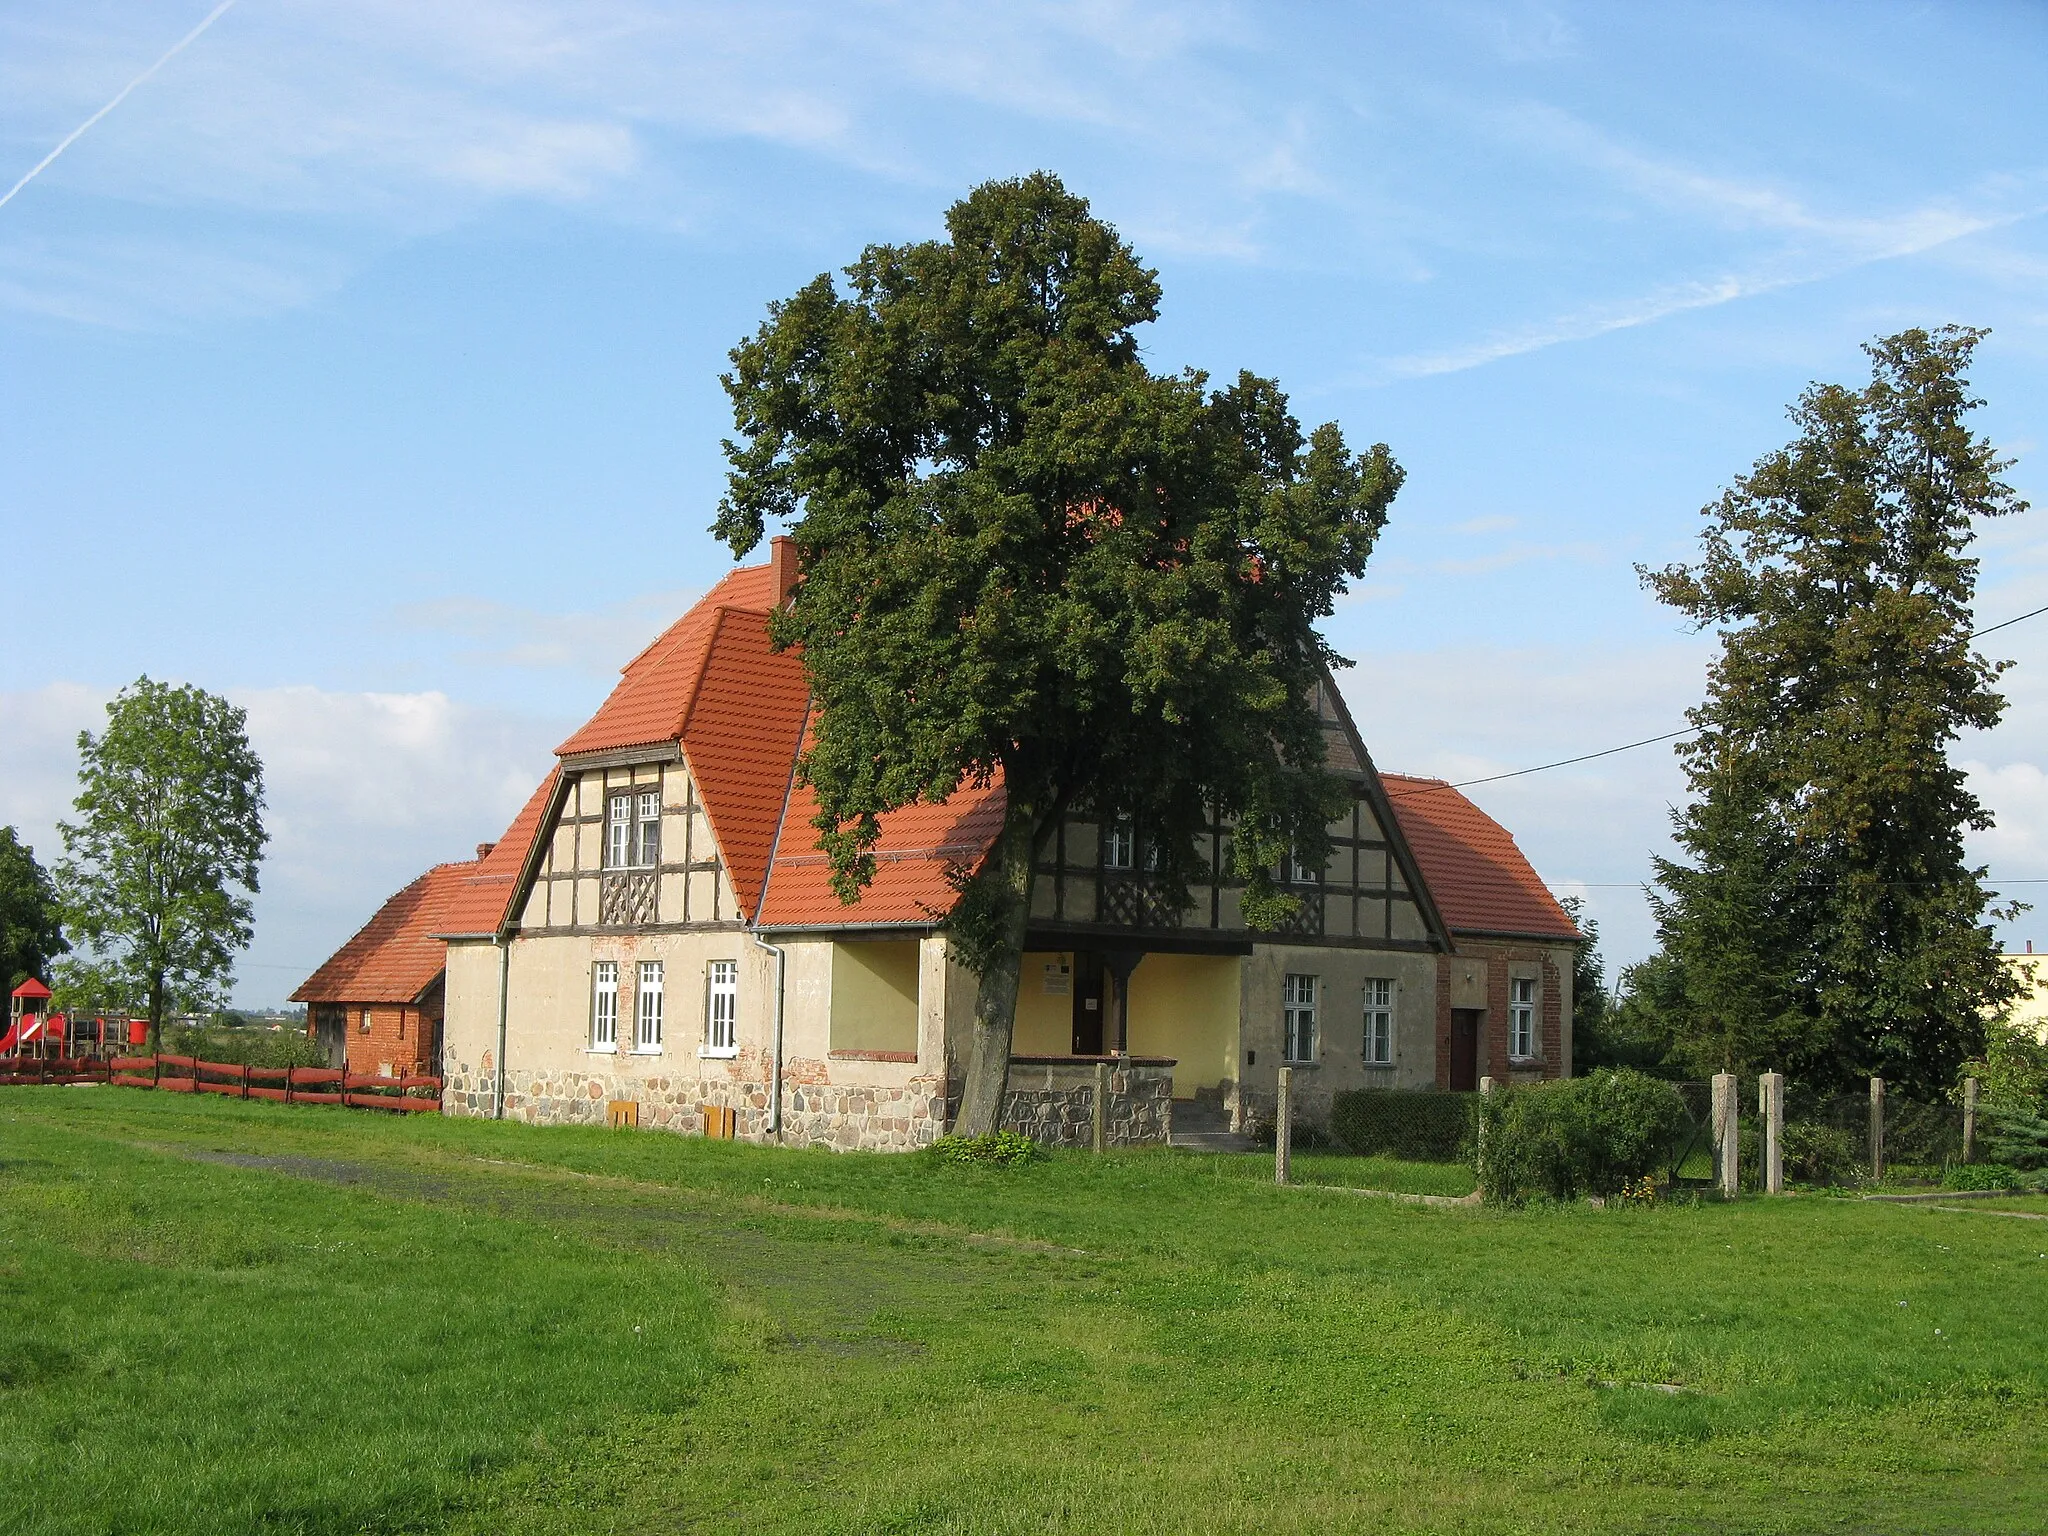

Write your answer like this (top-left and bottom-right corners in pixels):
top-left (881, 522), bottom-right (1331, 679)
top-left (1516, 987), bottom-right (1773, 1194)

top-left (2, 979), bottom-right (145, 1061)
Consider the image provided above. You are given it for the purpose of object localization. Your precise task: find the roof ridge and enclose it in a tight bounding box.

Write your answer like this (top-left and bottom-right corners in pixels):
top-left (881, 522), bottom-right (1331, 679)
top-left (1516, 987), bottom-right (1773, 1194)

top-left (673, 605), bottom-right (738, 743)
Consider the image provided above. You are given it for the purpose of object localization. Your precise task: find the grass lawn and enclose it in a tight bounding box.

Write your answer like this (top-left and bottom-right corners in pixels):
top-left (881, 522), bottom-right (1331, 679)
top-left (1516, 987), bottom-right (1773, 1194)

top-left (3, 1089), bottom-right (2045, 1534)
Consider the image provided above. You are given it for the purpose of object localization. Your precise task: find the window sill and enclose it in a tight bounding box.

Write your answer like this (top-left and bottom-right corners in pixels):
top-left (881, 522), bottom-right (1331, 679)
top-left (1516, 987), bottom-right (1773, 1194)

top-left (1362, 1060), bottom-right (1396, 1069)
top-left (630, 1047), bottom-right (663, 1057)
top-left (699, 1046), bottom-right (739, 1060)
top-left (1282, 1059), bottom-right (1320, 1069)
top-left (1508, 1056), bottom-right (1544, 1067)
top-left (828, 1049), bottom-right (917, 1063)
top-left (587, 1045), bottom-right (618, 1056)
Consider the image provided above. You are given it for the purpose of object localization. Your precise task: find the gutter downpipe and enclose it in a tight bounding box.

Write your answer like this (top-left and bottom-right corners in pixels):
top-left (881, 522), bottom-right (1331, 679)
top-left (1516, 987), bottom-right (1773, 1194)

top-left (492, 934), bottom-right (510, 1121)
top-left (750, 691), bottom-right (811, 1143)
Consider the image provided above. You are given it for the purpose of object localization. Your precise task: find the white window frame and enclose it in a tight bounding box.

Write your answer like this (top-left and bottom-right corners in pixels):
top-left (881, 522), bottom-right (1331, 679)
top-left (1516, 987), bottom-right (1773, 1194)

top-left (591, 961), bottom-right (619, 1052)
top-left (634, 790), bottom-right (661, 868)
top-left (1509, 976), bottom-right (1538, 1060)
top-left (1286, 845), bottom-right (1321, 886)
top-left (1282, 973), bottom-right (1318, 1064)
top-left (1362, 978), bottom-right (1394, 1065)
top-left (1104, 817), bottom-right (1135, 871)
top-left (702, 959), bottom-right (738, 1058)
top-left (605, 796), bottom-right (632, 870)
top-left (634, 960), bottom-right (664, 1054)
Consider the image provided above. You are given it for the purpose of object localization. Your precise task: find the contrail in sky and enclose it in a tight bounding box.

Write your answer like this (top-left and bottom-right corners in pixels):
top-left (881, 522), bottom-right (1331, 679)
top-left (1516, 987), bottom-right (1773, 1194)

top-left (0, 0), bottom-right (239, 212)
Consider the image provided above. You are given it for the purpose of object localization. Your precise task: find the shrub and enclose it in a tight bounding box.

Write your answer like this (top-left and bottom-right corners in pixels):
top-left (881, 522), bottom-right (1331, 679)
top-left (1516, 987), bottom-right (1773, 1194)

top-left (1329, 1088), bottom-right (1472, 1161)
top-left (1781, 1121), bottom-right (1861, 1185)
top-left (1472, 1069), bottom-right (1687, 1206)
top-left (1244, 1111), bottom-right (1335, 1151)
top-left (1982, 1104), bottom-right (2048, 1171)
top-left (925, 1131), bottom-right (1041, 1167)
top-left (1943, 1161), bottom-right (2020, 1191)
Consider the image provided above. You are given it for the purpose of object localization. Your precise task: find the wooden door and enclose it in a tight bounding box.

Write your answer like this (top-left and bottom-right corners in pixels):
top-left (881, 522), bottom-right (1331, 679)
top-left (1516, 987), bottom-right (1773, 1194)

top-left (1449, 1008), bottom-right (1482, 1092)
top-left (1071, 951), bottom-right (1106, 1054)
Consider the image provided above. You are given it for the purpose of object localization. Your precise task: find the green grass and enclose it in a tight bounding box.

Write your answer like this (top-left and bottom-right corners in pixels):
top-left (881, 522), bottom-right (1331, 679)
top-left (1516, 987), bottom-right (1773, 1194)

top-left (3, 1089), bottom-right (2046, 1534)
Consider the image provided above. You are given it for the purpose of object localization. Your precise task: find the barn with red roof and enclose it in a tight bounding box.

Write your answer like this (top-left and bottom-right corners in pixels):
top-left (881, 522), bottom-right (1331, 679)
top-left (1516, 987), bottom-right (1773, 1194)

top-left (303, 539), bottom-right (1580, 1147)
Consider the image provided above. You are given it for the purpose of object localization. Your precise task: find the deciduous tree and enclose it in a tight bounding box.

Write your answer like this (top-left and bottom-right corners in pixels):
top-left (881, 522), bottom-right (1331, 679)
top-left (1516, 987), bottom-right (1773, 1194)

top-left (0, 826), bottom-right (67, 991)
top-left (1642, 327), bottom-right (2023, 1096)
top-left (57, 678), bottom-right (267, 1047)
top-left (716, 173), bottom-right (1401, 1134)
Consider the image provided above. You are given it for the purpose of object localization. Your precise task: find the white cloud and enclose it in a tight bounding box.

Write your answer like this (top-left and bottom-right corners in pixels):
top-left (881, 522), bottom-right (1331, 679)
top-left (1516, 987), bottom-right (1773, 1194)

top-left (0, 681), bottom-right (565, 1007)
top-left (394, 585), bottom-right (705, 675)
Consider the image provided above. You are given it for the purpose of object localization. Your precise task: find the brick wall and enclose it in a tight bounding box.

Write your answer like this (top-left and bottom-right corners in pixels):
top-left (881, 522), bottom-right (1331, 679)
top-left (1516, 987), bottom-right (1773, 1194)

top-left (1432, 938), bottom-right (1571, 1088)
top-left (341, 1002), bottom-right (442, 1077)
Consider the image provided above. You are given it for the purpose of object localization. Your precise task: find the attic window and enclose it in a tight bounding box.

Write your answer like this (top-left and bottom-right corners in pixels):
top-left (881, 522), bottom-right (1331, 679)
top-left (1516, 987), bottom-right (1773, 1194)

top-left (607, 792), bottom-right (660, 869)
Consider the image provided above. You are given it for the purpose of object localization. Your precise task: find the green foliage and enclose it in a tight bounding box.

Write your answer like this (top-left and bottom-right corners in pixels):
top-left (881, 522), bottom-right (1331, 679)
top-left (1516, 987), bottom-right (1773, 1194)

top-left (160, 1021), bottom-right (329, 1068)
top-left (713, 173), bottom-right (1401, 1129)
top-left (0, 826), bottom-right (67, 991)
top-left (1781, 1121), bottom-right (1863, 1185)
top-left (56, 677), bottom-right (267, 1042)
top-left (1640, 328), bottom-right (2026, 1097)
top-left (1943, 1161), bottom-right (2020, 1191)
top-left (1473, 1069), bottom-right (1689, 1206)
top-left (1329, 1087), bottom-right (1472, 1161)
top-left (1959, 1017), bottom-right (2048, 1113)
top-left (924, 1130), bottom-right (1043, 1167)
top-left (1982, 1103), bottom-right (2048, 1171)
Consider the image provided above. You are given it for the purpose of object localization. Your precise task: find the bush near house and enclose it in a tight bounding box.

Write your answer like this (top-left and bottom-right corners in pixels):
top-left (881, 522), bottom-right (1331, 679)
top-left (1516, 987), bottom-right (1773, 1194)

top-left (1474, 1069), bottom-right (1688, 1206)
top-left (1329, 1087), bottom-right (1473, 1161)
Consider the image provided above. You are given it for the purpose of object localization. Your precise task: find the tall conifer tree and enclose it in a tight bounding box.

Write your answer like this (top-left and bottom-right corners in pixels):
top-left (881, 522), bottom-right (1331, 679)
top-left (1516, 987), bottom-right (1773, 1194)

top-left (1644, 327), bottom-right (2023, 1095)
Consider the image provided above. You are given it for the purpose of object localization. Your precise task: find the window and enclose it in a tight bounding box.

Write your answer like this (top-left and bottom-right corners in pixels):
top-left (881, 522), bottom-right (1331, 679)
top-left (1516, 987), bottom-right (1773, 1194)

top-left (1362, 978), bottom-right (1393, 1064)
top-left (635, 960), bottom-right (663, 1052)
top-left (635, 790), bottom-right (661, 867)
top-left (606, 796), bottom-right (631, 869)
top-left (607, 791), bottom-right (660, 868)
top-left (1104, 817), bottom-right (1135, 871)
top-left (1510, 976), bottom-right (1538, 1059)
top-left (591, 962), bottom-right (619, 1050)
top-left (704, 959), bottom-right (738, 1056)
top-left (1286, 845), bottom-right (1321, 885)
top-left (359, 1009), bottom-right (372, 1034)
top-left (1282, 973), bottom-right (1318, 1063)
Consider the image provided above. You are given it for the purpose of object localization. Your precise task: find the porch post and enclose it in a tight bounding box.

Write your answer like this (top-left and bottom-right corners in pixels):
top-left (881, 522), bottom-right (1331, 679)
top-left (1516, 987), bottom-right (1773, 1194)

top-left (1103, 950), bottom-right (1144, 1055)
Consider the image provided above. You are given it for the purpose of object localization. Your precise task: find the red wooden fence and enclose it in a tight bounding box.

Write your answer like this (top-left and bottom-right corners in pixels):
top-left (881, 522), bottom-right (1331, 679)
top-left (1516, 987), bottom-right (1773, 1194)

top-left (21, 1054), bottom-right (451, 1112)
top-left (0, 1056), bottom-right (113, 1087)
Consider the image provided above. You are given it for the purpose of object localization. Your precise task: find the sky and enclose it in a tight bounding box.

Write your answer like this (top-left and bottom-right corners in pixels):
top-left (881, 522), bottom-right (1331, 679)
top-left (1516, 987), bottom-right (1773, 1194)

top-left (4, 0), bottom-right (2048, 1007)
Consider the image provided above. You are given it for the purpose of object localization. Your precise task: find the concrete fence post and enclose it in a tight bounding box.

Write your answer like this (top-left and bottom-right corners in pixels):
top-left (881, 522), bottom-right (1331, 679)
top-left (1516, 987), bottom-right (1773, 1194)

top-left (1711, 1072), bottom-right (1738, 1197)
top-left (1869, 1077), bottom-right (1886, 1182)
top-left (1759, 1072), bottom-right (1785, 1194)
top-left (1092, 1060), bottom-right (1109, 1155)
top-left (1275, 1066), bottom-right (1293, 1187)
top-left (1963, 1076), bottom-right (1979, 1165)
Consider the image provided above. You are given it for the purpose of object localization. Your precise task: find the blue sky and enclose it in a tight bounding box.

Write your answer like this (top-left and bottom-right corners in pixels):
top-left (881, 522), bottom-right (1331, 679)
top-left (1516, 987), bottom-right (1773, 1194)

top-left (4, 1), bottom-right (2048, 1004)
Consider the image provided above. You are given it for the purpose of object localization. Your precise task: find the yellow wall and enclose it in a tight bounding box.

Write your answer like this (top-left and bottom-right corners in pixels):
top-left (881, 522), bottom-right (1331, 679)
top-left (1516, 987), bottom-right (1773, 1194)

top-left (1013, 951), bottom-right (1080, 1055)
top-left (830, 941), bottom-right (920, 1053)
top-left (1126, 953), bottom-right (1241, 1097)
top-left (1999, 954), bottom-right (2048, 1044)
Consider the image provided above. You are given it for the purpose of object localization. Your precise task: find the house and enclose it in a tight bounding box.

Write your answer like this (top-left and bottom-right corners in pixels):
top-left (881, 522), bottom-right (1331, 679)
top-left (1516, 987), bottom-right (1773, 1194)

top-left (1997, 948), bottom-right (2048, 1045)
top-left (336, 538), bottom-right (1582, 1149)
top-left (290, 857), bottom-right (484, 1074)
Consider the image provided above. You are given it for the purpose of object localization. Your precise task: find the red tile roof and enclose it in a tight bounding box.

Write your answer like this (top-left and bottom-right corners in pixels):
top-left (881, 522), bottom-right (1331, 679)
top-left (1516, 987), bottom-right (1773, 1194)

top-left (758, 768), bottom-right (1007, 928)
top-left (555, 565), bottom-right (781, 758)
top-left (292, 861), bottom-right (475, 1005)
top-left (1378, 774), bottom-right (1579, 941)
top-left (434, 769), bottom-right (562, 938)
top-left (680, 608), bottom-right (811, 919)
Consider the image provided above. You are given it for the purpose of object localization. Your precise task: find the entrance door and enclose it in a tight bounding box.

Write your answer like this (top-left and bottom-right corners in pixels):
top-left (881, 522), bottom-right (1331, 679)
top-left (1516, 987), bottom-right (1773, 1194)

top-left (1449, 1008), bottom-right (1482, 1091)
top-left (1071, 951), bottom-right (1106, 1054)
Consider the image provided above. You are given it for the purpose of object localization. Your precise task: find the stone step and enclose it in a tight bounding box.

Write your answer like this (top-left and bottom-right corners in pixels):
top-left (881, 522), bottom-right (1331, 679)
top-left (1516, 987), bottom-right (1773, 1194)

top-left (1169, 1128), bottom-right (1258, 1153)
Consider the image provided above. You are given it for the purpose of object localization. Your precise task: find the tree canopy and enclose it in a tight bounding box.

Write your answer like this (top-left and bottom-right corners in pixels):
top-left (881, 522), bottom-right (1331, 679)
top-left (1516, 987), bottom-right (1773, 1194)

top-left (715, 172), bottom-right (1401, 1132)
top-left (57, 677), bottom-right (267, 1045)
top-left (1641, 326), bottom-right (2023, 1096)
top-left (0, 827), bottom-right (67, 992)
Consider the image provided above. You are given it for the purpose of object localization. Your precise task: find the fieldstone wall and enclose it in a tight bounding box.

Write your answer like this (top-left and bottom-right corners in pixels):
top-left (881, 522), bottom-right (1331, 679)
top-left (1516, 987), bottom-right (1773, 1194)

top-left (440, 1048), bottom-right (947, 1150)
top-left (1001, 1056), bottom-right (1175, 1148)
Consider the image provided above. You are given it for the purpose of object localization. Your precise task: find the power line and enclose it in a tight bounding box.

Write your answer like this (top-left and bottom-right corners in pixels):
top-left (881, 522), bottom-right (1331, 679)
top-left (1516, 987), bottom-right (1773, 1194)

top-left (1389, 597), bottom-right (2048, 800)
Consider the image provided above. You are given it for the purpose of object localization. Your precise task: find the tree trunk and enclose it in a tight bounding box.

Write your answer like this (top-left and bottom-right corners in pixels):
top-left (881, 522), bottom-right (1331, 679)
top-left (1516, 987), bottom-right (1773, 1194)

top-left (952, 802), bottom-right (1040, 1138)
top-left (149, 972), bottom-right (165, 1055)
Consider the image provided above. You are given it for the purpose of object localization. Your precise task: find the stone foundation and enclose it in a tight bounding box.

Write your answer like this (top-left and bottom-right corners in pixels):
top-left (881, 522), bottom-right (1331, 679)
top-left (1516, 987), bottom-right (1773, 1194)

top-left (1000, 1056), bottom-right (1175, 1148)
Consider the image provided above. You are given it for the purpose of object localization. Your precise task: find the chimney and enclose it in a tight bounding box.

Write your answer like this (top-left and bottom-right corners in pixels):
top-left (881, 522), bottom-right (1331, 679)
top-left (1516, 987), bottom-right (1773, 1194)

top-left (2028, 940), bottom-right (2034, 955)
top-left (476, 842), bottom-right (496, 861)
top-left (770, 535), bottom-right (798, 605)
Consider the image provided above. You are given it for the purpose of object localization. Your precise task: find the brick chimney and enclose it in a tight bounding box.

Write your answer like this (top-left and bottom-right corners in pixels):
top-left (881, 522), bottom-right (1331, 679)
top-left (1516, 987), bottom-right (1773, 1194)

top-left (770, 535), bottom-right (798, 606)
top-left (475, 842), bottom-right (496, 861)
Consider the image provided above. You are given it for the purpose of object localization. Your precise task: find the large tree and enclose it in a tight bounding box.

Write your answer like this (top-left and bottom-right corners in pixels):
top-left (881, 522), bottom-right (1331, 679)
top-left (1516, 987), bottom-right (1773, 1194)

top-left (0, 827), bottom-right (67, 991)
top-left (715, 173), bottom-right (1401, 1134)
top-left (57, 678), bottom-right (267, 1047)
top-left (1642, 326), bottom-right (2023, 1096)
